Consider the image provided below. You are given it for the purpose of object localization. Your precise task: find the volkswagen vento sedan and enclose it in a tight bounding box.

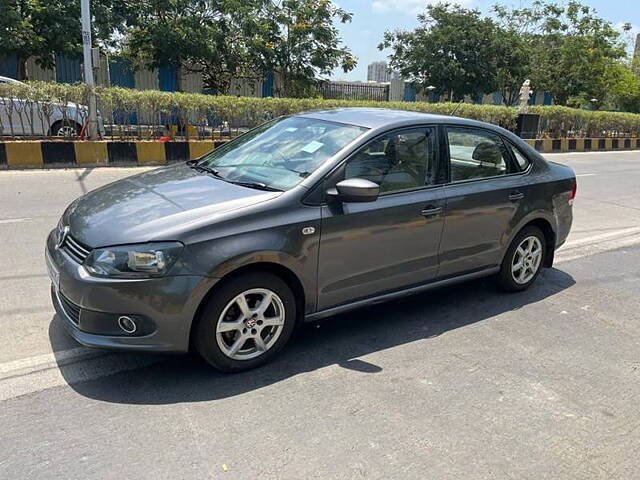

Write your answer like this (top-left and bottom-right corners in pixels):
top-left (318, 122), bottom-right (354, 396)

top-left (46, 108), bottom-right (576, 372)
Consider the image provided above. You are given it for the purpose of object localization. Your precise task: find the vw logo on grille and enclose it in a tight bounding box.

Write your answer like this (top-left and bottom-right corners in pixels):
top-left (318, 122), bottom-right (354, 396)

top-left (56, 226), bottom-right (70, 249)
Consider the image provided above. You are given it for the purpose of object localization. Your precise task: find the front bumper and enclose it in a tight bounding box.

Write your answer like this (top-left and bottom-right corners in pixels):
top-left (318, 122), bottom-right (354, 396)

top-left (46, 230), bottom-right (218, 352)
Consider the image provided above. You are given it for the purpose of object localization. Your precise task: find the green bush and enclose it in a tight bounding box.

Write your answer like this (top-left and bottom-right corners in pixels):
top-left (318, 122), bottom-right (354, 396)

top-left (2, 81), bottom-right (640, 139)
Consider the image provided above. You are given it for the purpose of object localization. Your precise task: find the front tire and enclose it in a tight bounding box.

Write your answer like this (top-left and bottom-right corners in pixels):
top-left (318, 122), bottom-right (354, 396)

top-left (194, 272), bottom-right (296, 372)
top-left (497, 226), bottom-right (546, 292)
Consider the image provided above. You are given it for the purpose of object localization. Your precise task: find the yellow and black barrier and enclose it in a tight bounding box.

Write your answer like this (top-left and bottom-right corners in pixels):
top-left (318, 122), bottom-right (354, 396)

top-left (1, 137), bottom-right (639, 169)
top-left (0, 140), bottom-right (229, 169)
top-left (525, 138), bottom-right (640, 154)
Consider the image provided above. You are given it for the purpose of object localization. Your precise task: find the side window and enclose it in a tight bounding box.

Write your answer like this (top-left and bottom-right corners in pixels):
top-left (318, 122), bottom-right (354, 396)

top-left (510, 144), bottom-right (531, 171)
top-left (447, 127), bottom-right (513, 182)
top-left (344, 127), bottom-right (436, 193)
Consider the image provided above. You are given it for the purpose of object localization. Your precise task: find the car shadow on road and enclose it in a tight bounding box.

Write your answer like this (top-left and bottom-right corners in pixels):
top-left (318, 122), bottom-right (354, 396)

top-left (49, 268), bottom-right (575, 405)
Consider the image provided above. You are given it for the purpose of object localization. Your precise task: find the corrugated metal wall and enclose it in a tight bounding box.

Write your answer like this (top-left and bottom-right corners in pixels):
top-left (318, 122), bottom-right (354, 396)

top-left (0, 56), bottom-right (19, 78)
top-left (135, 68), bottom-right (160, 90)
top-left (26, 57), bottom-right (56, 82)
top-left (54, 55), bottom-right (82, 83)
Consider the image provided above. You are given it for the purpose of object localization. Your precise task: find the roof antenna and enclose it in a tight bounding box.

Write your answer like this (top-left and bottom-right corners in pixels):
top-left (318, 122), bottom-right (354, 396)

top-left (449, 99), bottom-right (464, 116)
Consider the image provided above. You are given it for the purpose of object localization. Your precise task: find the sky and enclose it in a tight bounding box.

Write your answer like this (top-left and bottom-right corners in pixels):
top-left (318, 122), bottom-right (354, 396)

top-left (330, 0), bottom-right (640, 81)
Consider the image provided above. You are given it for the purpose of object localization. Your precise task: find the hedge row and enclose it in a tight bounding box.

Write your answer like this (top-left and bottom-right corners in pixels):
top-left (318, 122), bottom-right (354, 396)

top-left (2, 81), bottom-right (640, 139)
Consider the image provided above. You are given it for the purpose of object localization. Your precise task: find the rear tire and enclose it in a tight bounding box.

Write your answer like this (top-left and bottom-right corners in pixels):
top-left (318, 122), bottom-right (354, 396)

top-left (50, 120), bottom-right (81, 137)
top-left (497, 226), bottom-right (546, 292)
top-left (194, 272), bottom-right (296, 373)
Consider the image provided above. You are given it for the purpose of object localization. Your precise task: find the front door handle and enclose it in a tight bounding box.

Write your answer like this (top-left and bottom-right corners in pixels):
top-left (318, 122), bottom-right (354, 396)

top-left (508, 191), bottom-right (524, 201)
top-left (421, 205), bottom-right (443, 218)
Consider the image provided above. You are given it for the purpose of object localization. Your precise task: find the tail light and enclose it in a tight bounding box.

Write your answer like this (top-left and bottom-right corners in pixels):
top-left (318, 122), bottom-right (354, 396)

top-left (568, 178), bottom-right (577, 206)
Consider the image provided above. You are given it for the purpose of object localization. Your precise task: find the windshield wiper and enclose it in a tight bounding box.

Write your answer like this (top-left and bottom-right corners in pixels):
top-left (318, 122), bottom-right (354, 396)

top-left (187, 160), bottom-right (224, 178)
top-left (226, 180), bottom-right (283, 192)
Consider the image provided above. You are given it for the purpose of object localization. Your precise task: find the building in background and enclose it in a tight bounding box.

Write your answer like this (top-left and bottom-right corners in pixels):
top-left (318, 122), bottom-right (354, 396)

top-left (367, 61), bottom-right (397, 83)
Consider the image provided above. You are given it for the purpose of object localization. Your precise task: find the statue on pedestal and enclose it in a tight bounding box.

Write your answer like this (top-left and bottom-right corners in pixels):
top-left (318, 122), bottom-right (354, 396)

top-left (518, 79), bottom-right (533, 113)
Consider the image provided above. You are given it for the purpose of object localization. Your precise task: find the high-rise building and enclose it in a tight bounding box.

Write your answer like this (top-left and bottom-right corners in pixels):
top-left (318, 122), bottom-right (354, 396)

top-left (367, 61), bottom-right (392, 83)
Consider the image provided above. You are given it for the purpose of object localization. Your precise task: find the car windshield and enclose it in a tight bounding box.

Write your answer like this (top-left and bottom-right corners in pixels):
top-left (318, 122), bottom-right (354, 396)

top-left (197, 116), bottom-right (368, 191)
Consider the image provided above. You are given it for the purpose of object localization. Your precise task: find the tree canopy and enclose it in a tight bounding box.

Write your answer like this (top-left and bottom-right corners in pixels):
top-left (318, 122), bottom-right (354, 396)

top-left (379, 4), bottom-right (514, 102)
top-left (381, 1), bottom-right (639, 110)
top-left (0, 0), bottom-right (129, 79)
top-left (120, 0), bottom-right (356, 96)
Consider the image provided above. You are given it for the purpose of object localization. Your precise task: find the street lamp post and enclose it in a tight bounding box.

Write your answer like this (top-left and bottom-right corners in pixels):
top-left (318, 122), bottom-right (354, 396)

top-left (80, 0), bottom-right (99, 140)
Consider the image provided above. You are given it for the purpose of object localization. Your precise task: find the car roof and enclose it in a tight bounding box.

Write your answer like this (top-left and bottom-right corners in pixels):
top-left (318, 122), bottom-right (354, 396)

top-left (295, 107), bottom-right (493, 130)
top-left (0, 76), bottom-right (25, 85)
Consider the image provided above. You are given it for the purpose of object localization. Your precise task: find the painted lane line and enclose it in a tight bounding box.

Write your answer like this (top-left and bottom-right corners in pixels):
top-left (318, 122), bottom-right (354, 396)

top-left (576, 173), bottom-right (596, 177)
top-left (0, 348), bottom-right (163, 402)
top-left (556, 233), bottom-right (640, 264)
top-left (0, 348), bottom-right (101, 377)
top-left (560, 227), bottom-right (640, 249)
top-left (0, 217), bottom-right (30, 225)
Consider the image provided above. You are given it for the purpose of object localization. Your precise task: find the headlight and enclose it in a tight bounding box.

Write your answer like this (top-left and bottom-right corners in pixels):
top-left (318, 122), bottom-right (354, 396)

top-left (84, 242), bottom-right (183, 278)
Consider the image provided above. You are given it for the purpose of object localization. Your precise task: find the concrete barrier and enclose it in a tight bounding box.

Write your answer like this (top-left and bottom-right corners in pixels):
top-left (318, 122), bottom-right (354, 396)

top-left (1, 137), bottom-right (638, 169)
top-left (526, 138), bottom-right (640, 154)
top-left (0, 140), bottom-right (228, 169)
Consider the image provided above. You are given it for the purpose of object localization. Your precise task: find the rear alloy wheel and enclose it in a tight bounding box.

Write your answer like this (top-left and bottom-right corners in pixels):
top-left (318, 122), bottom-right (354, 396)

top-left (497, 226), bottom-right (546, 292)
top-left (51, 120), bottom-right (81, 138)
top-left (195, 272), bottom-right (296, 372)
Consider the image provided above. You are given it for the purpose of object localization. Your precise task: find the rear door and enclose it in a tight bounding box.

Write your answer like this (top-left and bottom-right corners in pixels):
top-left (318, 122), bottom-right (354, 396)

top-left (316, 126), bottom-right (446, 310)
top-left (439, 125), bottom-right (531, 277)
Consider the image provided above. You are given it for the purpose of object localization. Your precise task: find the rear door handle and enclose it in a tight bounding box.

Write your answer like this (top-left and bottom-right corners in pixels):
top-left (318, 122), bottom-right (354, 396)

top-left (421, 205), bottom-right (443, 218)
top-left (508, 191), bottom-right (524, 201)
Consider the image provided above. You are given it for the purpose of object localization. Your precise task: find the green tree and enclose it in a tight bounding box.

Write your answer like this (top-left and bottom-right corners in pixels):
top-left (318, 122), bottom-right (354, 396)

top-left (0, 0), bottom-right (128, 80)
top-left (254, 0), bottom-right (357, 97)
top-left (494, 1), bottom-right (627, 106)
top-left (379, 4), bottom-right (507, 101)
top-left (603, 62), bottom-right (640, 112)
top-left (123, 0), bottom-right (266, 93)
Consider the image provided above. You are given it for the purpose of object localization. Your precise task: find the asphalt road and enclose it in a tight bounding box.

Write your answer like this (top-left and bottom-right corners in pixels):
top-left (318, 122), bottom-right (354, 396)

top-left (1, 151), bottom-right (639, 479)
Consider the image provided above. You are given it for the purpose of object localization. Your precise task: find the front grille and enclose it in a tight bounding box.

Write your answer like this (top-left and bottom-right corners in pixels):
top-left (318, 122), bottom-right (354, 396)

top-left (61, 234), bottom-right (91, 264)
top-left (58, 291), bottom-right (81, 325)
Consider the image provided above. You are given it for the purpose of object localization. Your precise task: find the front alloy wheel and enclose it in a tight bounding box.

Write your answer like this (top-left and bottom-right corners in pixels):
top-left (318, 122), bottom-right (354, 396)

top-left (195, 272), bottom-right (296, 372)
top-left (216, 288), bottom-right (285, 360)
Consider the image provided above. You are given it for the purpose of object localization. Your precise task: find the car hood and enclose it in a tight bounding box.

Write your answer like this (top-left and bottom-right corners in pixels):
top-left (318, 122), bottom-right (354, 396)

top-left (64, 163), bottom-right (281, 247)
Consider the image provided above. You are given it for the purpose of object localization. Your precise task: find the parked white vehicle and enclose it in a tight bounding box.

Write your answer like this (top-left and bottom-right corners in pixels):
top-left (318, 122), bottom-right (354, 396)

top-left (0, 76), bottom-right (105, 137)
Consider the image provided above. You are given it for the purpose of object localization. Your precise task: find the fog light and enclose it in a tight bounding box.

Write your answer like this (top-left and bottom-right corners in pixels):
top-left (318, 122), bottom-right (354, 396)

top-left (117, 316), bottom-right (137, 334)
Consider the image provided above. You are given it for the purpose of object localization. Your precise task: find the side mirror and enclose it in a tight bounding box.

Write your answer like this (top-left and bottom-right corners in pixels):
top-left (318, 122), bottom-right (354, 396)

top-left (326, 178), bottom-right (380, 203)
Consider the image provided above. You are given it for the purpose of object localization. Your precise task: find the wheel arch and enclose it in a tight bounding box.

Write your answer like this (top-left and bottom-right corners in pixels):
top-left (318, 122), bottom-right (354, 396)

top-left (49, 118), bottom-right (82, 136)
top-left (188, 261), bottom-right (307, 351)
top-left (507, 216), bottom-right (557, 268)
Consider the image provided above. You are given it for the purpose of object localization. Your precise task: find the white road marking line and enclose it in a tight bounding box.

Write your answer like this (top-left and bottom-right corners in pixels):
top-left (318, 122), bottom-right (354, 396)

top-left (560, 227), bottom-right (640, 249)
top-left (0, 217), bottom-right (30, 225)
top-left (0, 348), bottom-right (99, 376)
top-left (557, 228), bottom-right (640, 263)
top-left (556, 234), bottom-right (640, 263)
top-left (0, 347), bottom-right (162, 402)
top-left (576, 173), bottom-right (596, 177)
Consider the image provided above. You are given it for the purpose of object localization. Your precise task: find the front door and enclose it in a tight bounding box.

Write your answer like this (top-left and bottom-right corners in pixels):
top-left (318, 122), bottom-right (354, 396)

top-left (316, 126), bottom-right (446, 311)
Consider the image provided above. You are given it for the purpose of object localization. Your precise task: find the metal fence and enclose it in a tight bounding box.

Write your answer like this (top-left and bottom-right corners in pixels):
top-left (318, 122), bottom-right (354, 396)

top-left (317, 81), bottom-right (390, 101)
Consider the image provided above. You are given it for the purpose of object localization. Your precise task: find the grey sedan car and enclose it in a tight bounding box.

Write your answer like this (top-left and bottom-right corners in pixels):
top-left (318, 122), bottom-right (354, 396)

top-left (46, 108), bottom-right (576, 372)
